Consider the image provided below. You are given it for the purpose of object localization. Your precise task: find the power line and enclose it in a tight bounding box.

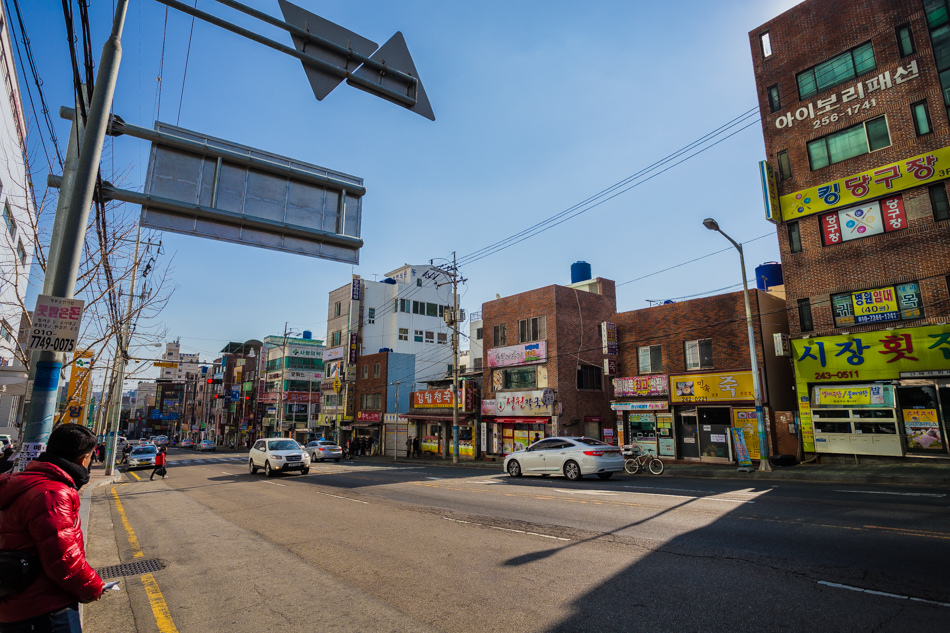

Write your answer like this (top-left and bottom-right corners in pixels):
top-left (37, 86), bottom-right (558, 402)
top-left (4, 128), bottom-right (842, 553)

top-left (175, 0), bottom-right (198, 126)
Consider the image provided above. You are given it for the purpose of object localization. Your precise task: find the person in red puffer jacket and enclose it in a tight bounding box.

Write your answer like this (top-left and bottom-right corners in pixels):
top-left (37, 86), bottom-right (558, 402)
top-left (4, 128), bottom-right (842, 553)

top-left (0, 424), bottom-right (105, 632)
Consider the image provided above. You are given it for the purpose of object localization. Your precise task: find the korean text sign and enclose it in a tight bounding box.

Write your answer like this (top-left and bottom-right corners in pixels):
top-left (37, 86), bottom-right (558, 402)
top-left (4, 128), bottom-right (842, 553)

top-left (820, 196), bottom-right (906, 246)
top-left (780, 144), bottom-right (950, 221)
top-left (613, 375), bottom-right (669, 397)
top-left (28, 295), bottom-right (84, 353)
top-left (487, 342), bottom-right (547, 368)
top-left (669, 371), bottom-right (756, 403)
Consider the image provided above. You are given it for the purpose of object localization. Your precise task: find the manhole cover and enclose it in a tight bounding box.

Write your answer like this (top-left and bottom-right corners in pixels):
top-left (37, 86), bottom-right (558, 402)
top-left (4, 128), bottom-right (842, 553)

top-left (97, 559), bottom-right (165, 579)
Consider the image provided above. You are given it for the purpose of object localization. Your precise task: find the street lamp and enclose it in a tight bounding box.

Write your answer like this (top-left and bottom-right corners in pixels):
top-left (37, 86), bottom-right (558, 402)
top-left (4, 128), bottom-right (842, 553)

top-left (702, 218), bottom-right (771, 472)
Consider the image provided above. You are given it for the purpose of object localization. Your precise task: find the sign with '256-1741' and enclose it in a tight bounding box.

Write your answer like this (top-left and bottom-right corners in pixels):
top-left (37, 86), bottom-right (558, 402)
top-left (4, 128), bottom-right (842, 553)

top-left (27, 295), bottom-right (84, 353)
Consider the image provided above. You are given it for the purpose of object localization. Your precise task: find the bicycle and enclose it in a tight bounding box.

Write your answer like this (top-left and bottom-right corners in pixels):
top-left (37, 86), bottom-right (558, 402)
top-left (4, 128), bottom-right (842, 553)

top-left (622, 447), bottom-right (664, 475)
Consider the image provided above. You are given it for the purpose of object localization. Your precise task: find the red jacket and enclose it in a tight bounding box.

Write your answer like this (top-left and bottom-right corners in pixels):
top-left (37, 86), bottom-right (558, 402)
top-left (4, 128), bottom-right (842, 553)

top-left (155, 452), bottom-right (166, 466)
top-left (0, 461), bottom-right (104, 621)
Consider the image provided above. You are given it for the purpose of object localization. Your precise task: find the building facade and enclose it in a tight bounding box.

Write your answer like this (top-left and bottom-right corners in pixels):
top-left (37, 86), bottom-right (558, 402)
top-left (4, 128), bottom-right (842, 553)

top-left (751, 0), bottom-right (950, 459)
top-left (261, 334), bottom-right (322, 442)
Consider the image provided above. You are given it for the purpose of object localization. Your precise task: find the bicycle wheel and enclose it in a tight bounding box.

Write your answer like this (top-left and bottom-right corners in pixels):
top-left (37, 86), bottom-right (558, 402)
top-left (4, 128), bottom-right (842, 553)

top-left (624, 458), bottom-right (640, 475)
top-left (648, 458), bottom-right (664, 475)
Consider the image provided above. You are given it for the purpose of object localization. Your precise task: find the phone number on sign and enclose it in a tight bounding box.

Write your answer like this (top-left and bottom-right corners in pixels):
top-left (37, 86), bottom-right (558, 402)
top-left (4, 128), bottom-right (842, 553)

top-left (29, 330), bottom-right (76, 352)
top-left (814, 371), bottom-right (860, 380)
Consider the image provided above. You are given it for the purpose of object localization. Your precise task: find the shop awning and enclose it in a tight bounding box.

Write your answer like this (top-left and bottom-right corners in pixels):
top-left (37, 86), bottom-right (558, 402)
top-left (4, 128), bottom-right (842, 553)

top-left (399, 412), bottom-right (474, 422)
top-left (494, 417), bottom-right (550, 424)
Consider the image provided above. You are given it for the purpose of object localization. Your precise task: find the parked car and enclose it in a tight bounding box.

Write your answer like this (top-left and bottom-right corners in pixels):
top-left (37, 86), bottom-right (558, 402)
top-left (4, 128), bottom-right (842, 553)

top-left (504, 436), bottom-right (624, 481)
top-left (197, 439), bottom-right (216, 452)
top-left (179, 438), bottom-right (195, 449)
top-left (152, 436), bottom-right (169, 447)
top-left (127, 445), bottom-right (158, 470)
top-left (248, 439), bottom-right (311, 476)
top-left (305, 440), bottom-right (343, 462)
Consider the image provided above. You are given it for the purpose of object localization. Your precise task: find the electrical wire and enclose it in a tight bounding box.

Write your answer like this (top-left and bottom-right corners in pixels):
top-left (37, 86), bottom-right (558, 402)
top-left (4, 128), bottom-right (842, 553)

top-left (176, 0), bottom-right (198, 126)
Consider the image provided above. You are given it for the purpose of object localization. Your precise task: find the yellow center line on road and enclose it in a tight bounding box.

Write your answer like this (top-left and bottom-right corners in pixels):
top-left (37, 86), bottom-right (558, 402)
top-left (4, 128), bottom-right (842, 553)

top-left (142, 573), bottom-right (180, 633)
top-left (110, 486), bottom-right (143, 559)
top-left (128, 470), bottom-right (141, 480)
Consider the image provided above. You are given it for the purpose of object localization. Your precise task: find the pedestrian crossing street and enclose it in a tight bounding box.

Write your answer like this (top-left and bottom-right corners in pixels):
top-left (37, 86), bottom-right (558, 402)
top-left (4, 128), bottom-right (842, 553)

top-left (170, 456), bottom-right (247, 465)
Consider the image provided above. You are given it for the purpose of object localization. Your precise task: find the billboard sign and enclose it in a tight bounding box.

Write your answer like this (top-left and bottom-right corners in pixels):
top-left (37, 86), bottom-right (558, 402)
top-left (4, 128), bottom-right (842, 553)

top-left (820, 196), bottom-right (905, 245)
top-left (832, 283), bottom-right (923, 328)
top-left (601, 322), bottom-right (618, 355)
top-left (669, 371), bottom-right (756, 403)
top-left (613, 375), bottom-right (668, 397)
top-left (487, 342), bottom-right (547, 368)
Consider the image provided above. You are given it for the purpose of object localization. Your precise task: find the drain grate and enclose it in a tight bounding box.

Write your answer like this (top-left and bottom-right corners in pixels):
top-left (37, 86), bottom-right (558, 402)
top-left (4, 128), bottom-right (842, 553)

top-left (97, 559), bottom-right (165, 579)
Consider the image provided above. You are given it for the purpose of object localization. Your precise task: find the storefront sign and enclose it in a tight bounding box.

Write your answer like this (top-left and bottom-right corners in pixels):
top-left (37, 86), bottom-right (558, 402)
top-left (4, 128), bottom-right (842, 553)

top-left (613, 375), bottom-right (668, 397)
top-left (349, 332), bottom-right (358, 364)
top-left (414, 389), bottom-right (455, 408)
top-left (813, 385), bottom-right (887, 406)
top-left (284, 391), bottom-right (321, 403)
top-left (481, 399), bottom-right (497, 415)
top-left (487, 341), bottom-right (547, 368)
top-left (357, 411), bottom-right (381, 422)
top-left (351, 276), bottom-right (362, 300)
top-left (324, 346), bottom-right (345, 361)
top-left (780, 140), bottom-right (950, 221)
top-left (288, 345), bottom-right (323, 359)
top-left (287, 369), bottom-right (322, 381)
top-left (604, 358), bottom-right (617, 376)
top-left (495, 390), bottom-right (553, 416)
top-left (601, 322), bottom-right (618, 355)
top-left (820, 196), bottom-right (905, 246)
top-left (832, 283), bottom-right (922, 327)
top-left (760, 160), bottom-right (781, 223)
top-left (670, 371), bottom-right (755, 403)
top-left (611, 401), bottom-right (668, 411)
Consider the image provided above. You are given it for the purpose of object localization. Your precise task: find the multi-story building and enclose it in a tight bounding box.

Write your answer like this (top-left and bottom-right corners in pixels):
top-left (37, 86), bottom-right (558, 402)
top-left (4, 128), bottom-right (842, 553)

top-left (480, 266), bottom-right (617, 456)
top-left (262, 333), bottom-right (323, 442)
top-left (751, 0), bottom-right (950, 460)
top-left (351, 350), bottom-right (414, 453)
top-left (159, 340), bottom-right (200, 381)
top-left (0, 4), bottom-right (34, 435)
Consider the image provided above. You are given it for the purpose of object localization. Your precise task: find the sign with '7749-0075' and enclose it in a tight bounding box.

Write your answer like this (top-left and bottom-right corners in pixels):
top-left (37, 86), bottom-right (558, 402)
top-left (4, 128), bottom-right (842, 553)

top-left (27, 295), bottom-right (84, 353)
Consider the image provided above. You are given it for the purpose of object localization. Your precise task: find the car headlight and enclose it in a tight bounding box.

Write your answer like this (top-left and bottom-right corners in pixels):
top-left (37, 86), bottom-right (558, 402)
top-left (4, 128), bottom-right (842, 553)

top-left (271, 454), bottom-right (283, 460)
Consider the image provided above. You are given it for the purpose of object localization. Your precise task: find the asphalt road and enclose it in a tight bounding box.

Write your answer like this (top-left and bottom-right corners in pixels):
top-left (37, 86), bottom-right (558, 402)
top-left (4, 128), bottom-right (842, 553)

top-left (84, 449), bottom-right (950, 633)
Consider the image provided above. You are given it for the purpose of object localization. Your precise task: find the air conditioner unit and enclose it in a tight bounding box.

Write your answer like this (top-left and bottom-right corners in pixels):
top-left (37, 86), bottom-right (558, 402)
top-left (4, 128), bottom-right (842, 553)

top-left (773, 332), bottom-right (791, 357)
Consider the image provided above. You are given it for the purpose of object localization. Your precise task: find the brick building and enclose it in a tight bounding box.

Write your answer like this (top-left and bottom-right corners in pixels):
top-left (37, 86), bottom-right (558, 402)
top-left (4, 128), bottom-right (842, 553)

top-left (610, 290), bottom-right (796, 462)
top-left (751, 0), bottom-right (950, 459)
top-left (480, 274), bottom-right (617, 455)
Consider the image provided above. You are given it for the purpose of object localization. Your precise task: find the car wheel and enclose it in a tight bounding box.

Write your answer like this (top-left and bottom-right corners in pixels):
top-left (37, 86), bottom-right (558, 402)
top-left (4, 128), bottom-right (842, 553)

top-left (301, 467), bottom-right (310, 475)
top-left (249, 459), bottom-right (258, 474)
top-left (265, 461), bottom-right (274, 477)
top-left (597, 472), bottom-right (613, 480)
top-left (507, 460), bottom-right (522, 477)
top-left (564, 460), bottom-right (582, 481)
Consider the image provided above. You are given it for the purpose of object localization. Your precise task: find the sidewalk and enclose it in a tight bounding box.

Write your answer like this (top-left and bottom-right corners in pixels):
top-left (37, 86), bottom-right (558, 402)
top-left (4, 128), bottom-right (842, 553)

top-left (357, 454), bottom-right (950, 486)
top-left (79, 463), bottom-right (122, 545)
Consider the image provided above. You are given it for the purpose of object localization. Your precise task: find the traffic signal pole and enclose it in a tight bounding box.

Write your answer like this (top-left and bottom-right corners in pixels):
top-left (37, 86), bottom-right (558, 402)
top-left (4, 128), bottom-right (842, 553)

top-left (17, 1), bottom-right (130, 469)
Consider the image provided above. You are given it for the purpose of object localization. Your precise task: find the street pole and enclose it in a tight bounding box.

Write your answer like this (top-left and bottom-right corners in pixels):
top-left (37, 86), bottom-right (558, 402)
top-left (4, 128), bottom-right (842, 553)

top-left (278, 322), bottom-right (288, 438)
top-left (703, 218), bottom-right (771, 472)
top-left (17, 0), bottom-right (130, 468)
top-left (451, 252), bottom-right (460, 464)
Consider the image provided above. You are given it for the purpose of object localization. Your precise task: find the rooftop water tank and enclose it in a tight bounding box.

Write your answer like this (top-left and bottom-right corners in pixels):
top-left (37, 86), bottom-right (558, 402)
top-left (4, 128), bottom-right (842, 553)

top-left (302, 330), bottom-right (312, 340)
top-left (755, 262), bottom-right (783, 291)
top-left (571, 261), bottom-right (592, 284)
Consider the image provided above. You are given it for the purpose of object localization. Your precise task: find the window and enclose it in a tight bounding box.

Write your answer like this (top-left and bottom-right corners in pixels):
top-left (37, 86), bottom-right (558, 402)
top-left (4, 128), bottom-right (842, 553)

top-left (896, 24), bottom-right (915, 57)
top-left (684, 339), bottom-right (713, 370)
top-left (412, 301), bottom-right (421, 315)
top-left (518, 316), bottom-right (546, 343)
top-left (398, 328), bottom-right (409, 341)
top-left (638, 345), bottom-right (662, 373)
top-left (331, 331), bottom-right (341, 346)
top-left (503, 366), bottom-right (537, 389)
top-left (493, 324), bottom-right (506, 346)
top-left (361, 365), bottom-right (369, 379)
top-left (17, 240), bottom-right (26, 267)
top-left (777, 150), bottom-right (792, 180)
top-left (912, 101), bottom-right (932, 136)
top-left (473, 357), bottom-right (483, 370)
top-left (760, 32), bottom-right (772, 58)
top-left (797, 42), bottom-right (875, 99)
top-left (334, 302), bottom-right (341, 317)
top-left (360, 393), bottom-right (382, 410)
top-left (3, 202), bottom-right (14, 238)
top-left (767, 84), bottom-right (781, 113)
top-left (367, 307), bottom-right (376, 324)
top-left (414, 329), bottom-right (423, 342)
top-left (931, 183), bottom-right (950, 221)
top-left (417, 279), bottom-right (422, 287)
top-left (576, 365), bottom-right (603, 390)
top-left (426, 302), bottom-right (438, 317)
top-left (798, 298), bottom-right (814, 332)
top-left (807, 116), bottom-right (890, 170)
top-left (476, 327), bottom-right (483, 340)
top-left (400, 299), bottom-right (409, 313)
top-left (437, 333), bottom-right (447, 345)
top-left (788, 221), bottom-right (802, 253)
top-left (0, 322), bottom-right (11, 344)
top-left (439, 305), bottom-right (445, 318)
top-left (425, 331), bottom-right (434, 343)
top-left (373, 363), bottom-right (380, 378)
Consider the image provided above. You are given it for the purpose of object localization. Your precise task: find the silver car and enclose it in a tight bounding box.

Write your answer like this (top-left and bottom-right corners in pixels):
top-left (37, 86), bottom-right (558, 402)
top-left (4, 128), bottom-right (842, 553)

top-left (248, 439), bottom-right (311, 476)
top-left (504, 436), bottom-right (624, 481)
top-left (306, 440), bottom-right (343, 462)
top-left (127, 445), bottom-right (158, 469)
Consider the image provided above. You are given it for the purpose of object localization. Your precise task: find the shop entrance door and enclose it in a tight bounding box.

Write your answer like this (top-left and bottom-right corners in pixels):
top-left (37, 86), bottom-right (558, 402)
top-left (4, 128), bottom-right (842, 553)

top-left (697, 407), bottom-right (733, 462)
top-left (898, 384), bottom-right (948, 455)
top-left (675, 408), bottom-right (700, 459)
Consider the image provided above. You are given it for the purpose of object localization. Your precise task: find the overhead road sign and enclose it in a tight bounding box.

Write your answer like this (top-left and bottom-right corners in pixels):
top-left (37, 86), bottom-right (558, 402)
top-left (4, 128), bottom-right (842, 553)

top-left (153, 362), bottom-right (179, 368)
top-left (154, 0), bottom-right (435, 120)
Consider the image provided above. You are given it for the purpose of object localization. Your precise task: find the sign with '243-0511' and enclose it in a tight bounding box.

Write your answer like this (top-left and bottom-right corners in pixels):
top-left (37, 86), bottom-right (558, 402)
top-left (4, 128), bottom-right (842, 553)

top-left (27, 295), bottom-right (84, 353)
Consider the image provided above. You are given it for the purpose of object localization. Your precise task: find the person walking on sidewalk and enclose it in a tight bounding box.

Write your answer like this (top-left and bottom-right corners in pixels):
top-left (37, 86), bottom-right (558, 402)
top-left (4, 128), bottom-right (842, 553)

top-left (413, 436), bottom-right (421, 458)
top-left (150, 446), bottom-right (168, 481)
top-left (0, 423), bottom-right (105, 632)
top-left (405, 436), bottom-right (412, 458)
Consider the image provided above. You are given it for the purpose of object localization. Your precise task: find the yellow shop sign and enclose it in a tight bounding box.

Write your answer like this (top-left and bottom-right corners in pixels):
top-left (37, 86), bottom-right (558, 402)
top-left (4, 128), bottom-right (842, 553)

top-left (670, 371), bottom-right (755, 403)
top-left (780, 144), bottom-right (950, 221)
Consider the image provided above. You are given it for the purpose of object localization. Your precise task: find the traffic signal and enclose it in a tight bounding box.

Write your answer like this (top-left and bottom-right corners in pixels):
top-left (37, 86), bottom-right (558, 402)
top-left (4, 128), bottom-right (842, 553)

top-left (207, 378), bottom-right (213, 384)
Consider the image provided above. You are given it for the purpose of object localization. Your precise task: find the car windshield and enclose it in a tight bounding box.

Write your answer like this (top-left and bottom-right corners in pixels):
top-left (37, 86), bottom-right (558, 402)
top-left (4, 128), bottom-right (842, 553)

top-left (574, 438), bottom-right (610, 447)
top-left (131, 447), bottom-right (156, 455)
top-left (268, 440), bottom-right (299, 451)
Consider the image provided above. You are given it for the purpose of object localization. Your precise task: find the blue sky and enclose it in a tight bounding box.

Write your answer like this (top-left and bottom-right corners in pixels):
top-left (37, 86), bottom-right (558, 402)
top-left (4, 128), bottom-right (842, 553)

top-left (16, 0), bottom-right (801, 377)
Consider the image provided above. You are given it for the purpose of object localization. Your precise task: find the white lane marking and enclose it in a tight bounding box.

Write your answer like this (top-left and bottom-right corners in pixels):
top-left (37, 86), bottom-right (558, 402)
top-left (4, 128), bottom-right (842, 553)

top-left (426, 477), bottom-right (442, 480)
top-left (221, 472), bottom-right (236, 475)
top-left (551, 489), bottom-right (617, 496)
top-left (817, 580), bottom-right (950, 608)
top-left (311, 490), bottom-right (368, 504)
top-left (262, 481), bottom-right (286, 487)
top-left (834, 489), bottom-right (946, 498)
top-left (443, 517), bottom-right (569, 541)
top-left (621, 489), bottom-right (754, 504)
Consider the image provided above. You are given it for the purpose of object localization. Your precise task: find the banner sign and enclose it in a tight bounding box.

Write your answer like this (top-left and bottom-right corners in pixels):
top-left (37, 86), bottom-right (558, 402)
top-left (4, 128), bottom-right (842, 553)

top-left (289, 345), bottom-right (323, 359)
top-left (351, 276), bottom-right (362, 300)
top-left (601, 322), bottom-right (618, 355)
top-left (813, 385), bottom-right (890, 407)
top-left (481, 399), bottom-right (497, 416)
top-left (820, 196), bottom-right (906, 245)
top-left (487, 342), bottom-right (546, 368)
top-left (613, 375), bottom-right (668, 397)
top-left (357, 411), bottom-right (381, 422)
top-left (731, 428), bottom-right (753, 467)
top-left (65, 350), bottom-right (93, 422)
top-left (780, 142), bottom-right (950, 221)
top-left (610, 401), bottom-right (668, 411)
top-left (349, 332), bottom-right (358, 364)
top-left (759, 160), bottom-right (780, 223)
top-left (324, 346), bottom-right (345, 361)
top-left (670, 371), bottom-right (756, 403)
top-left (413, 388), bottom-right (455, 408)
top-left (832, 283), bottom-right (922, 327)
top-left (28, 295), bottom-right (84, 352)
top-left (732, 409), bottom-right (761, 461)
top-left (495, 390), bottom-right (553, 416)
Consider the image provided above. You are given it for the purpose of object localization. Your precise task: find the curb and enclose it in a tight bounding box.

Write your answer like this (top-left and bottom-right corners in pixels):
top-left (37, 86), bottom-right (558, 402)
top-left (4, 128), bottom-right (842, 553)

top-left (80, 472), bottom-right (123, 546)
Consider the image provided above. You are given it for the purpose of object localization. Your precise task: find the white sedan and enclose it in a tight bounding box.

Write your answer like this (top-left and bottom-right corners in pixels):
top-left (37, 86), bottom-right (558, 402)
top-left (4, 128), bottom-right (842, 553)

top-left (504, 436), bottom-right (624, 481)
top-left (248, 439), bottom-right (311, 477)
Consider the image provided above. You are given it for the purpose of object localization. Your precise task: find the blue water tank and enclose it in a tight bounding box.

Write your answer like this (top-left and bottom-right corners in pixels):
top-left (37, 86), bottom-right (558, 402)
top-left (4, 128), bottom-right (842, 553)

top-left (302, 330), bottom-right (312, 340)
top-left (571, 261), bottom-right (592, 284)
top-left (382, 277), bottom-right (397, 285)
top-left (378, 347), bottom-right (393, 353)
top-left (755, 262), bottom-right (783, 290)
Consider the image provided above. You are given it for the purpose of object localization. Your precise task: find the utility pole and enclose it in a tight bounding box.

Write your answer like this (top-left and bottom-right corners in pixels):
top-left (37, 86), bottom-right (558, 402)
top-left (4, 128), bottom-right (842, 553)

top-left (277, 322), bottom-right (288, 438)
top-left (17, 1), bottom-right (130, 469)
top-left (451, 252), bottom-right (460, 464)
top-left (394, 379), bottom-right (400, 462)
